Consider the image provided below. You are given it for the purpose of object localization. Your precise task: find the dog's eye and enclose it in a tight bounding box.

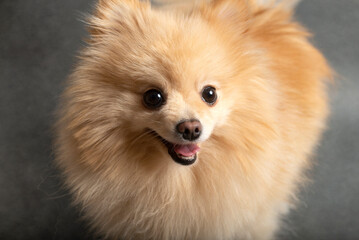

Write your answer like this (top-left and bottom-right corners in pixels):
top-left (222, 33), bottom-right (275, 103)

top-left (143, 89), bottom-right (165, 109)
top-left (201, 86), bottom-right (217, 105)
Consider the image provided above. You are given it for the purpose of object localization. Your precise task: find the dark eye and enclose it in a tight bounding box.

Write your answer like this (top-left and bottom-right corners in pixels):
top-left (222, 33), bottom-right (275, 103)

top-left (201, 86), bottom-right (217, 105)
top-left (143, 89), bottom-right (165, 109)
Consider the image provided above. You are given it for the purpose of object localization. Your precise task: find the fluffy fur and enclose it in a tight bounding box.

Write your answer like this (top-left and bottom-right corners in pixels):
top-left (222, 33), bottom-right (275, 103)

top-left (55, 0), bottom-right (331, 239)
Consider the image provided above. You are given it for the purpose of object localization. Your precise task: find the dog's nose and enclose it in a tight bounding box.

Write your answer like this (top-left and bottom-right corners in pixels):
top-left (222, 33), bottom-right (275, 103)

top-left (176, 119), bottom-right (202, 141)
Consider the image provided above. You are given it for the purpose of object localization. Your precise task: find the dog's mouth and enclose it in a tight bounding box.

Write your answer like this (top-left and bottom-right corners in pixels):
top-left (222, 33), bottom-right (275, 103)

top-left (150, 131), bottom-right (200, 166)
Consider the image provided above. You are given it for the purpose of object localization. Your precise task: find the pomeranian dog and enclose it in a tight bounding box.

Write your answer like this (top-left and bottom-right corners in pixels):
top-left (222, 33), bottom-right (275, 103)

top-left (55, 0), bottom-right (331, 239)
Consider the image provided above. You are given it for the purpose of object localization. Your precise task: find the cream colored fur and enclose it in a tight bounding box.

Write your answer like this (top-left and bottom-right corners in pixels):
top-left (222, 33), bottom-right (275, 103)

top-left (55, 0), bottom-right (330, 239)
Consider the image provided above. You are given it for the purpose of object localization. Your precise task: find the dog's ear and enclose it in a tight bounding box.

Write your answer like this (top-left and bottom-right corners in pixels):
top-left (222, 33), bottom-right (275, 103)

top-left (200, 0), bottom-right (300, 36)
top-left (88, 0), bottom-right (150, 37)
top-left (198, 0), bottom-right (252, 37)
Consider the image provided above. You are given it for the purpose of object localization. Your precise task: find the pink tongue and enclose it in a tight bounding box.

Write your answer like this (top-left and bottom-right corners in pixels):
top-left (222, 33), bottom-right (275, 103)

top-left (174, 144), bottom-right (200, 157)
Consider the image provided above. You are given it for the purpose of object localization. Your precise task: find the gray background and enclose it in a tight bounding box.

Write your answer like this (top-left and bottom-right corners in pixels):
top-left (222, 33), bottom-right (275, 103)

top-left (0, 0), bottom-right (358, 239)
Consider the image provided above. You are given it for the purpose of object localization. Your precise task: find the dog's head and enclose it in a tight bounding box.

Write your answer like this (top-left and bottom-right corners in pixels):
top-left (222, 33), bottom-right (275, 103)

top-left (64, 0), bottom-right (297, 167)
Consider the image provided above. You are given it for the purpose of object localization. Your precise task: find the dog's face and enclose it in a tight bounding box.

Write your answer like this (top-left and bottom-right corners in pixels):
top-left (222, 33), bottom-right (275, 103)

top-left (75, 0), bottom-right (266, 166)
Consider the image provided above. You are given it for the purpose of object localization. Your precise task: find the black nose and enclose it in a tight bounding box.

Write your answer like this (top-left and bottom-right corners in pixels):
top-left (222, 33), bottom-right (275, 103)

top-left (176, 119), bottom-right (202, 141)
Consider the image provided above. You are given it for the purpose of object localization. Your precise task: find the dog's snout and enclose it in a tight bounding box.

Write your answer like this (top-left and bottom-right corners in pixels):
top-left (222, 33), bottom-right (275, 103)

top-left (176, 119), bottom-right (202, 141)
